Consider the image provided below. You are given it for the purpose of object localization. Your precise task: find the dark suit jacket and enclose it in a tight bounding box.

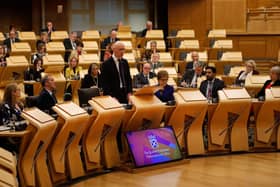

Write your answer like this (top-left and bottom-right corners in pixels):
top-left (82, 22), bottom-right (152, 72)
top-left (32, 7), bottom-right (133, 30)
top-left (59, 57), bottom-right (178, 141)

top-left (3, 38), bottom-right (20, 50)
top-left (199, 78), bottom-right (225, 100)
top-left (235, 70), bottom-right (259, 86)
top-left (181, 69), bottom-right (205, 85)
top-left (100, 37), bottom-right (120, 61)
top-left (81, 74), bottom-right (101, 88)
top-left (185, 61), bottom-right (204, 71)
top-left (256, 79), bottom-right (280, 98)
top-left (63, 38), bottom-right (76, 62)
top-left (101, 57), bottom-right (132, 102)
top-left (134, 72), bottom-right (156, 88)
top-left (37, 88), bottom-right (57, 114)
top-left (155, 85), bottom-right (175, 102)
top-left (141, 28), bottom-right (148, 37)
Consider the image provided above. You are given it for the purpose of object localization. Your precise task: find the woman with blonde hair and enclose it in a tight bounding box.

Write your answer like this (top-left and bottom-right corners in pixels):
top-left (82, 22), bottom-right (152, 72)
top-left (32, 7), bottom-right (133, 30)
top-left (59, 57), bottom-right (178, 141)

top-left (235, 59), bottom-right (259, 86)
top-left (65, 56), bottom-right (83, 94)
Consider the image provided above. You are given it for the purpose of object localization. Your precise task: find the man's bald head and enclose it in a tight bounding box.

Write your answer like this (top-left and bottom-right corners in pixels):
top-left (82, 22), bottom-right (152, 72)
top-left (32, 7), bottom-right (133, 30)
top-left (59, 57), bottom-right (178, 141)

top-left (112, 41), bottom-right (125, 59)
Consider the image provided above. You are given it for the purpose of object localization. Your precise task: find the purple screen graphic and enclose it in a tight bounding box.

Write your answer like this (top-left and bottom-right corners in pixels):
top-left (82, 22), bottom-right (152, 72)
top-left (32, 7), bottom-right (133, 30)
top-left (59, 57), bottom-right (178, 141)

top-left (126, 127), bottom-right (182, 167)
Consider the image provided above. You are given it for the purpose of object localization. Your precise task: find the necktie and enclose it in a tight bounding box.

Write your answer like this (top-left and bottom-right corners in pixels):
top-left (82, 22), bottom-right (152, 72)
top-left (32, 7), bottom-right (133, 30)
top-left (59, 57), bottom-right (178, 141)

top-left (207, 81), bottom-right (213, 98)
top-left (144, 75), bottom-right (149, 84)
top-left (118, 59), bottom-right (126, 88)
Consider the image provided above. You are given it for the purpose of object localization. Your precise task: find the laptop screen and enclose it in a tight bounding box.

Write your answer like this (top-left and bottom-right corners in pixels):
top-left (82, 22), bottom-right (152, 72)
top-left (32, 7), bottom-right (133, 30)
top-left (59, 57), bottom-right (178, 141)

top-left (125, 126), bottom-right (183, 168)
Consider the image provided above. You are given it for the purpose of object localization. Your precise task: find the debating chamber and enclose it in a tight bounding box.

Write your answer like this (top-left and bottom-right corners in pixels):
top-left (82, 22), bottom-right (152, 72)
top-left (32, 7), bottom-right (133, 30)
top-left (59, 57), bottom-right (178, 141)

top-left (1, 0), bottom-right (280, 186)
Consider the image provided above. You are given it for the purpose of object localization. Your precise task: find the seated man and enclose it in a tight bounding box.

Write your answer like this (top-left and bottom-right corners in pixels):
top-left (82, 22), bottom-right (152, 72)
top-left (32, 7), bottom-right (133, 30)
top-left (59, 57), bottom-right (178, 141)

top-left (63, 31), bottom-right (78, 62)
top-left (3, 30), bottom-right (20, 51)
top-left (181, 61), bottom-right (205, 88)
top-left (185, 51), bottom-right (204, 71)
top-left (37, 75), bottom-right (57, 114)
top-left (150, 53), bottom-right (163, 73)
top-left (134, 63), bottom-right (156, 88)
top-left (100, 30), bottom-right (120, 61)
top-left (199, 66), bottom-right (225, 102)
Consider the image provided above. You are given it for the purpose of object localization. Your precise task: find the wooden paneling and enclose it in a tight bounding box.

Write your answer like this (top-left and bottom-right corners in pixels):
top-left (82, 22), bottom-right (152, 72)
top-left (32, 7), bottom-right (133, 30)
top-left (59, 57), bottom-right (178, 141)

top-left (44, 0), bottom-right (68, 30)
top-left (228, 34), bottom-right (280, 60)
top-left (212, 0), bottom-right (247, 33)
top-left (0, 1), bottom-right (32, 32)
top-left (168, 0), bottom-right (212, 39)
top-left (247, 0), bottom-right (280, 8)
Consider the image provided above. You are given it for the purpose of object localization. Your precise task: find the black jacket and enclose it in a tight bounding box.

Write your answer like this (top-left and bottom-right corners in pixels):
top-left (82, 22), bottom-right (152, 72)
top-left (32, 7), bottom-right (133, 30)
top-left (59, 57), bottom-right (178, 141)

top-left (256, 79), bottom-right (280, 98)
top-left (199, 78), bottom-right (225, 99)
top-left (101, 56), bottom-right (132, 102)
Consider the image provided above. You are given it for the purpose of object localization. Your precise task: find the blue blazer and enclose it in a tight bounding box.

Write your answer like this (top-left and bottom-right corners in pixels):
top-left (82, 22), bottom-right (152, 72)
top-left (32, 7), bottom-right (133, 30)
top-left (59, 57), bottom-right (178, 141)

top-left (155, 84), bottom-right (175, 102)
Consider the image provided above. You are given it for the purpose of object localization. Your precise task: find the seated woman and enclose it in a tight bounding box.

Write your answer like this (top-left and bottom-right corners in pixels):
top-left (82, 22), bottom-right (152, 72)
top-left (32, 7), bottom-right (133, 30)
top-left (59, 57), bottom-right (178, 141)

top-left (0, 83), bottom-right (24, 125)
top-left (81, 63), bottom-right (101, 88)
top-left (0, 83), bottom-right (25, 152)
top-left (155, 70), bottom-right (175, 102)
top-left (65, 56), bottom-right (82, 93)
top-left (24, 58), bottom-right (45, 96)
top-left (256, 66), bottom-right (280, 98)
top-left (26, 58), bottom-right (44, 82)
top-left (31, 42), bottom-right (47, 64)
top-left (235, 60), bottom-right (259, 86)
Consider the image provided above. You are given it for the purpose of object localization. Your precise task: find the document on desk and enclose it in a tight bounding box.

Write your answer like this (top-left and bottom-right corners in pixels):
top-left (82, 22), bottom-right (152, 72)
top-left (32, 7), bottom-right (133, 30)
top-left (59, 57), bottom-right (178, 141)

top-left (0, 126), bottom-right (12, 131)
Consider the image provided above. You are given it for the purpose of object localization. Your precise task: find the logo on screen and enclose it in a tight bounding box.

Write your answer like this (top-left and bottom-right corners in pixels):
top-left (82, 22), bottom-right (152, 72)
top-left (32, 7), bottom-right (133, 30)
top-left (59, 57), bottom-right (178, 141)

top-left (148, 134), bottom-right (159, 149)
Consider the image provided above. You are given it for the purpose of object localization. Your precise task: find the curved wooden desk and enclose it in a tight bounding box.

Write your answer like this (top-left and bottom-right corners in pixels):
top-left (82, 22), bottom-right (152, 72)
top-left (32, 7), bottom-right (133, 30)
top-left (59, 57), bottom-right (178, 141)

top-left (19, 108), bottom-right (57, 187)
top-left (168, 90), bottom-right (208, 156)
top-left (255, 88), bottom-right (280, 149)
top-left (208, 88), bottom-right (251, 152)
top-left (125, 94), bottom-right (165, 132)
top-left (83, 96), bottom-right (125, 170)
top-left (49, 102), bottom-right (89, 182)
top-left (0, 147), bottom-right (17, 176)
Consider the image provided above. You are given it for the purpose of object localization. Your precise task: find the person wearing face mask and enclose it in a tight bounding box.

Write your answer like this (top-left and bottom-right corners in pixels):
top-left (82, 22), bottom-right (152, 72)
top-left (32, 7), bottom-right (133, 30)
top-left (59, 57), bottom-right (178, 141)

top-left (199, 66), bottom-right (225, 102)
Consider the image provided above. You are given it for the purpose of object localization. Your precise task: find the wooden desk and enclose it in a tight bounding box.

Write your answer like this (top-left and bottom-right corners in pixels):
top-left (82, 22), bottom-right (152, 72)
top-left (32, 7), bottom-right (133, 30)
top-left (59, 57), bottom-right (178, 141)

top-left (0, 129), bottom-right (30, 137)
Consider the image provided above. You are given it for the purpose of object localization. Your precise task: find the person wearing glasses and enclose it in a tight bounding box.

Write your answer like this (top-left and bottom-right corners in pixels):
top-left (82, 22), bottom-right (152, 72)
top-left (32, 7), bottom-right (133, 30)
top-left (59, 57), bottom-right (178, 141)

top-left (134, 63), bottom-right (156, 88)
top-left (199, 66), bottom-right (225, 102)
top-left (155, 70), bottom-right (174, 102)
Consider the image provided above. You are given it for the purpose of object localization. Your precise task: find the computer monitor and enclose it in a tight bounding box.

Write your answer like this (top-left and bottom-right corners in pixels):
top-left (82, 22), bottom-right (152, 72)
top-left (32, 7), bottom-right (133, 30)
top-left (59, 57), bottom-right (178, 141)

top-left (125, 126), bottom-right (183, 168)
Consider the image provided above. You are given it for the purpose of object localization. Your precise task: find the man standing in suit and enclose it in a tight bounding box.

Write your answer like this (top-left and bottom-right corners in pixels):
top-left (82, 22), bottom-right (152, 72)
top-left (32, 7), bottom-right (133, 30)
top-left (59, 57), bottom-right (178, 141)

top-left (181, 61), bottom-right (205, 88)
top-left (3, 30), bottom-right (20, 51)
top-left (101, 41), bottom-right (132, 103)
top-left (134, 63), bottom-right (156, 88)
top-left (199, 66), bottom-right (225, 102)
top-left (37, 75), bottom-right (57, 114)
top-left (185, 51), bottom-right (205, 71)
top-left (63, 31), bottom-right (78, 62)
top-left (100, 30), bottom-right (120, 61)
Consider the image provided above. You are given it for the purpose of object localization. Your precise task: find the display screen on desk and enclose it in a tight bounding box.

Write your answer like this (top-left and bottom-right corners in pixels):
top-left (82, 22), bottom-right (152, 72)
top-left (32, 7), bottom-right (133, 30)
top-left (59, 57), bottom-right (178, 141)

top-left (125, 126), bottom-right (182, 168)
